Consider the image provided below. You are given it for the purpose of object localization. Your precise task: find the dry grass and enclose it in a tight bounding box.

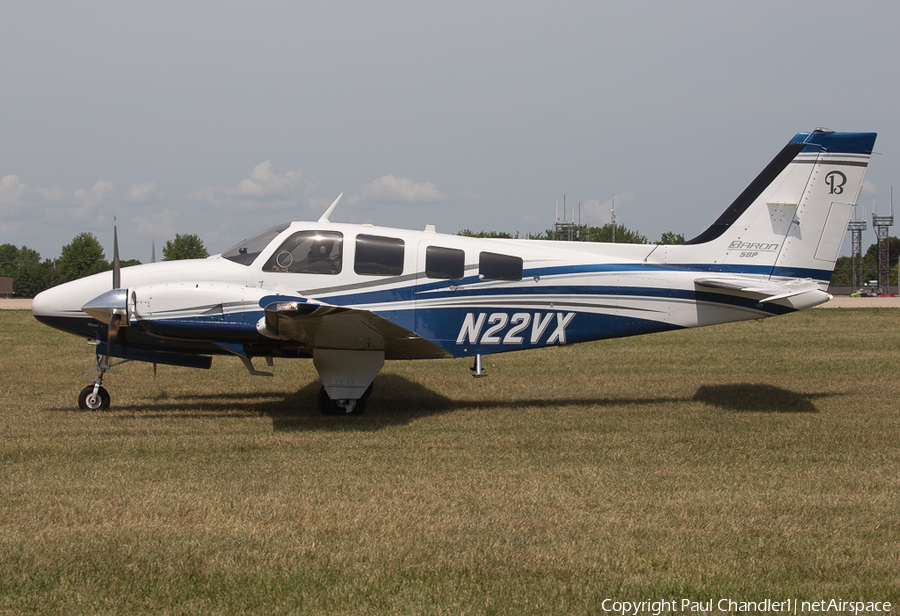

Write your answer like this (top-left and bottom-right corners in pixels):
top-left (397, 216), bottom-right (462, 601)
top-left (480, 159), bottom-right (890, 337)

top-left (1, 308), bottom-right (899, 614)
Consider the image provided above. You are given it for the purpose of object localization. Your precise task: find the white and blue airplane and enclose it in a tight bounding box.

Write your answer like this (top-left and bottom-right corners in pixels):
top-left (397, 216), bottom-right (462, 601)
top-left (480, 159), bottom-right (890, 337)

top-left (33, 129), bottom-right (876, 414)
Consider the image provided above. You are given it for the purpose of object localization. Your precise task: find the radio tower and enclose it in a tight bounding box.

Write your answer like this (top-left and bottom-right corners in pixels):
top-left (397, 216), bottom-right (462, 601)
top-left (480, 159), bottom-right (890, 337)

top-left (871, 189), bottom-right (894, 294)
top-left (610, 196), bottom-right (616, 243)
top-left (848, 217), bottom-right (867, 290)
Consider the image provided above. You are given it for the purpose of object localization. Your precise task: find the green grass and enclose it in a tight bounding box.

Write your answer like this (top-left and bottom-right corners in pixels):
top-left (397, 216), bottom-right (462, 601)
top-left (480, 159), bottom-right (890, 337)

top-left (1, 309), bottom-right (898, 614)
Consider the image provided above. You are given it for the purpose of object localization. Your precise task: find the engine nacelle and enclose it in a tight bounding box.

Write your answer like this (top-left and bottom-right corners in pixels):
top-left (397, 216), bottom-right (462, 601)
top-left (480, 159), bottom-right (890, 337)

top-left (126, 282), bottom-right (285, 341)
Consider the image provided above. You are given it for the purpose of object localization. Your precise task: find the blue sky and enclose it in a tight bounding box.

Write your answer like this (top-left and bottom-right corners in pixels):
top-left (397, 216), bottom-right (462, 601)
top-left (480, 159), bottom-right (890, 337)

top-left (2, 1), bottom-right (898, 261)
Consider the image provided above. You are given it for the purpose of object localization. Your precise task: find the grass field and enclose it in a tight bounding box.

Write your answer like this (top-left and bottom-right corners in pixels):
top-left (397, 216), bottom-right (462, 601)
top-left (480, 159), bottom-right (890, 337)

top-left (1, 308), bottom-right (898, 614)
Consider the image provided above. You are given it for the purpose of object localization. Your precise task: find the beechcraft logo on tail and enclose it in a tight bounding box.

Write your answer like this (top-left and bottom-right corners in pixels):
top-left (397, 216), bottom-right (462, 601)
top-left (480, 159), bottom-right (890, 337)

top-left (457, 312), bottom-right (575, 346)
top-left (825, 170), bottom-right (847, 194)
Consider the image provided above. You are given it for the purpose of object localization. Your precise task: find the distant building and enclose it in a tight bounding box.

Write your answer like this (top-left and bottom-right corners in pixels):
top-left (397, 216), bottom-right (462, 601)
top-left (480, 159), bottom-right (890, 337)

top-left (0, 277), bottom-right (12, 299)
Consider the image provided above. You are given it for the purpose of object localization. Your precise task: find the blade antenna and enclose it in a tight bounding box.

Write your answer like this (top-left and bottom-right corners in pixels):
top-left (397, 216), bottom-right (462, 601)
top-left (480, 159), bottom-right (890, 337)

top-left (318, 193), bottom-right (344, 223)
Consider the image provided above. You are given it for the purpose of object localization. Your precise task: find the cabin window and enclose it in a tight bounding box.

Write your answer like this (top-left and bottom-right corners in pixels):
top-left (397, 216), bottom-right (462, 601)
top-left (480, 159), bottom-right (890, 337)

top-left (355, 234), bottom-right (405, 276)
top-left (425, 246), bottom-right (464, 279)
top-left (262, 231), bottom-right (343, 274)
top-left (479, 251), bottom-right (522, 281)
top-left (222, 223), bottom-right (290, 265)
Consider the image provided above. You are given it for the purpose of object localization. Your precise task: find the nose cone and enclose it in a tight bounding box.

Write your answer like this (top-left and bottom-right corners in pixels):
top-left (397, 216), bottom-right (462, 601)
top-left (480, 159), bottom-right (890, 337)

top-left (32, 272), bottom-right (115, 336)
top-left (31, 284), bottom-right (81, 320)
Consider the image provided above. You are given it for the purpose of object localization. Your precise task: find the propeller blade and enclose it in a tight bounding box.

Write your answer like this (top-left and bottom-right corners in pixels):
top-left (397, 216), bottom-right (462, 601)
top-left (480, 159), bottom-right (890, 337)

top-left (112, 217), bottom-right (121, 289)
top-left (108, 312), bottom-right (121, 349)
top-left (109, 219), bottom-right (123, 350)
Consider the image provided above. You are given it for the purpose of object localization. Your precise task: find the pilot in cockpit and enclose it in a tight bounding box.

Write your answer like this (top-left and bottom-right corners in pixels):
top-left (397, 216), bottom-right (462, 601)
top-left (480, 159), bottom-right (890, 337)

top-left (305, 239), bottom-right (335, 273)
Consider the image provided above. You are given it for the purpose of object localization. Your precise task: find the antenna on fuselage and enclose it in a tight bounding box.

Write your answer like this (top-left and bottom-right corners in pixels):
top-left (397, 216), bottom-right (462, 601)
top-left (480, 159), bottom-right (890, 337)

top-left (318, 193), bottom-right (344, 223)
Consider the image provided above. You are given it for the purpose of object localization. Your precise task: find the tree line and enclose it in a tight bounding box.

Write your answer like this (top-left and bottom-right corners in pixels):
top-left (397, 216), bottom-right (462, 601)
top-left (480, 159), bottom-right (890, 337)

top-left (0, 233), bottom-right (209, 298)
top-left (830, 237), bottom-right (900, 288)
top-left (458, 222), bottom-right (685, 245)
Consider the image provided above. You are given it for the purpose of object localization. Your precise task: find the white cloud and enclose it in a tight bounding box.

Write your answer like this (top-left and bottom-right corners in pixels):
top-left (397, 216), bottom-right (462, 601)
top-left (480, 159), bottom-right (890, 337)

top-left (191, 161), bottom-right (314, 208)
top-left (133, 208), bottom-right (178, 242)
top-left (0, 175), bottom-right (27, 206)
top-left (360, 175), bottom-right (446, 204)
top-left (0, 175), bottom-right (112, 222)
top-left (128, 182), bottom-right (157, 203)
top-left (73, 181), bottom-right (114, 218)
top-left (581, 192), bottom-right (636, 225)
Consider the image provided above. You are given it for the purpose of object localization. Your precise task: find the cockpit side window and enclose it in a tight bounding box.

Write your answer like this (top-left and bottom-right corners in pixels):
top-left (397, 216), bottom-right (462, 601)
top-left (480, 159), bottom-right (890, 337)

top-left (222, 223), bottom-right (290, 265)
top-left (354, 234), bottom-right (405, 276)
top-left (263, 231), bottom-right (343, 274)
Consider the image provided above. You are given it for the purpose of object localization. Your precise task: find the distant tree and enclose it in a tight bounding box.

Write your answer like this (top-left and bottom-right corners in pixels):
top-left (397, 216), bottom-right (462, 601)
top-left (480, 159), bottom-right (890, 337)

top-left (0, 244), bottom-right (18, 277)
top-left (657, 231), bottom-right (685, 245)
top-left (579, 223), bottom-right (647, 244)
top-left (56, 232), bottom-right (109, 283)
top-left (162, 233), bottom-right (209, 261)
top-left (830, 255), bottom-right (853, 287)
top-left (14, 261), bottom-right (52, 297)
top-left (457, 229), bottom-right (518, 239)
top-left (120, 259), bottom-right (142, 268)
top-left (457, 224), bottom-right (649, 244)
top-left (0, 243), bottom-right (54, 297)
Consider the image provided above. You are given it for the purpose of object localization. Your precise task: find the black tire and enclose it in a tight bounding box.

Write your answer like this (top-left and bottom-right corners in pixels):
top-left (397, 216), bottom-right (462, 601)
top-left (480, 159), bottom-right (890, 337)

top-left (317, 383), bottom-right (373, 416)
top-left (78, 385), bottom-right (111, 411)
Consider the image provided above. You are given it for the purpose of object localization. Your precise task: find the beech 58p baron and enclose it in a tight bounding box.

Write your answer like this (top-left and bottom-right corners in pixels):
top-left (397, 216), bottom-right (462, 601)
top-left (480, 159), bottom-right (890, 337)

top-left (33, 129), bottom-right (876, 414)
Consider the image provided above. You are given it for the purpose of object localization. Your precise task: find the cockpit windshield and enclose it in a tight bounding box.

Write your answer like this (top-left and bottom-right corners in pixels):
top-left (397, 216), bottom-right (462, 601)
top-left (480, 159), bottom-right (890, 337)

top-left (221, 223), bottom-right (290, 265)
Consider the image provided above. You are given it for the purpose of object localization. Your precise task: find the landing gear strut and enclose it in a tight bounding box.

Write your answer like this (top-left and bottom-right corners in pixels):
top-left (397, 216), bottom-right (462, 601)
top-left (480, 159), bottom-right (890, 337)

top-left (77, 345), bottom-right (128, 411)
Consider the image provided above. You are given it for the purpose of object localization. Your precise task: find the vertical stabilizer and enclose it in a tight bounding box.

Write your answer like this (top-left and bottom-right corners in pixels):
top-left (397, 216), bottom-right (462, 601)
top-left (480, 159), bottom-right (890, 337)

top-left (678, 130), bottom-right (876, 286)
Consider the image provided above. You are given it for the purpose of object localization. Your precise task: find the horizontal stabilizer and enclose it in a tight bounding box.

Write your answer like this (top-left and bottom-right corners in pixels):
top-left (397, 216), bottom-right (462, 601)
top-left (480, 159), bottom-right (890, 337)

top-left (694, 277), bottom-right (831, 307)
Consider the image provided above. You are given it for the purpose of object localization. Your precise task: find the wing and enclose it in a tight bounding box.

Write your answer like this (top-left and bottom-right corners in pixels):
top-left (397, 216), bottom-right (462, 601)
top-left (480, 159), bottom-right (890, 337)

top-left (262, 300), bottom-right (453, 360)
top-left (694, 277), bottom-right (831, 308)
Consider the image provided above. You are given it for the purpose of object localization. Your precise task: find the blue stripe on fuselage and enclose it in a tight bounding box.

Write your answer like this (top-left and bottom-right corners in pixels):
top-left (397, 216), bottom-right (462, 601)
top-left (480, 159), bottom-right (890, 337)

top-left (315, 261), bottom-right (829, 309)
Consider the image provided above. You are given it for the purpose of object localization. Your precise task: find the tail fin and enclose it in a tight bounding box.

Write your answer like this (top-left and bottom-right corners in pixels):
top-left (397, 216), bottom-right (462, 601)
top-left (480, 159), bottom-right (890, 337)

top-left (679, 129), bottom-right (876, 286)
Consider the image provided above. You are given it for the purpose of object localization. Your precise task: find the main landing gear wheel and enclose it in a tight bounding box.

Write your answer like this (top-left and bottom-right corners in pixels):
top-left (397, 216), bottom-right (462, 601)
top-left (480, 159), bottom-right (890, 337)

top-left (78, 385), bottom-right (111, 411)
top-left (317, 383), bottom-right (373, 416)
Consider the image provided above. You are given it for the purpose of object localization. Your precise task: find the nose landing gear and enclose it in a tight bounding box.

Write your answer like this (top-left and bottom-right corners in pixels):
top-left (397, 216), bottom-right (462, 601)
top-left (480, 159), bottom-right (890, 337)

top-left (77, 343), bottom-right (129, 411)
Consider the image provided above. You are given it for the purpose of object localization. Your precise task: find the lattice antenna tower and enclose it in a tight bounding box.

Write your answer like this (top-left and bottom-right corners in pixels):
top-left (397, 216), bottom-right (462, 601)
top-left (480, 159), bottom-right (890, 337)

top-left (872, 189), bottom-right (894, 293)
top-left (847, 216), bottom-right (867, 290)
top-left (554, 195), bottom-right (576, 241)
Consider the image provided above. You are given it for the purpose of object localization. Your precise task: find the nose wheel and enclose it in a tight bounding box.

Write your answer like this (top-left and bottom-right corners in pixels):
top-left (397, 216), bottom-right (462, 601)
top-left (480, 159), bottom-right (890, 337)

top-left (78, 385), bottom-right (111, 411)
